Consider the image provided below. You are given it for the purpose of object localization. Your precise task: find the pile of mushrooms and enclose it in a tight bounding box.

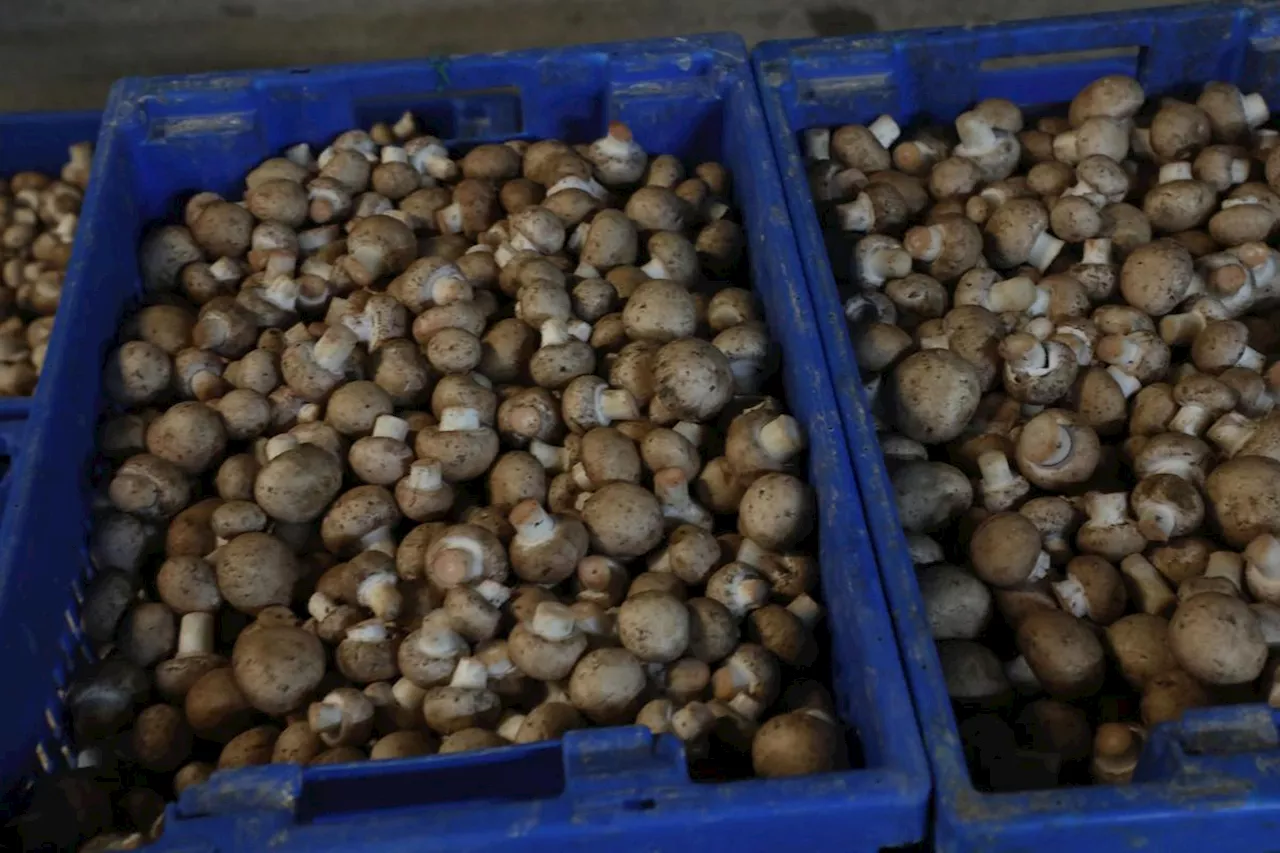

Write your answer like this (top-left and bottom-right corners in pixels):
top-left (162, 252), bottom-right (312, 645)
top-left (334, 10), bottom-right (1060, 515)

top-left (44, 118), bottom-right (837, 851)
top-left (0, 142), bottom-right (92, 396)
top-left (807, 76), bottom-right (1280, 789)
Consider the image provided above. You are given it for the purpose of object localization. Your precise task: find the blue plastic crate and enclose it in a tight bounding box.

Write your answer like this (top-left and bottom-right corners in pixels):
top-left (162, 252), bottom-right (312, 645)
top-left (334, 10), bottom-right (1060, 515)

top-left (755, 3), bottom-right (1280, 851)
top-left (0, 36), bottom-right (930, 851)
top-left (0, 110), bottom-right (99, 511)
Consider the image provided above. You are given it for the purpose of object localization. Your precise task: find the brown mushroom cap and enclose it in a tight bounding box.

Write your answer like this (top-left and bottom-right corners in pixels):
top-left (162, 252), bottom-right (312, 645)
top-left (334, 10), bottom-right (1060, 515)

top-left (1016, 609), bottom-right (1105, 700)
top-left (214, 532), bottom-right (299, 614)
top-left (1168, 592), bottom-right (1267, 685)
top-left (751, 709), bottom-right (843, 778)
top-left (254, 443), bottom-right (344, 523)
top-left (582, 482), bottom-right (664, 559)
top-left (568, 647), bottom-right (647, 724)
top-left (970, 512), bottom-right (1046, 588)
top-left (650, 338), bottom-right (735, 423)
top-left (891, 461), bottom-right (973, 534)
top-left (231, 625), bottom-right (326, 714)
top-left (1206, 456), bottom-right (1280, 548)
top-left (892, 349), bottom-right (982, 444)
top-left (132, 704), bottom-right (194, 772)
top-left (1119, 239), bottom-right (1197, 318)
top-left (617, 591), bottom-right (690, 663)
top-left (738, 473), bottom-right (813, 551)
top-left (1105, 613), bottom-right (1176, 689)
top-left (185, 667), bottom-right (254, 742)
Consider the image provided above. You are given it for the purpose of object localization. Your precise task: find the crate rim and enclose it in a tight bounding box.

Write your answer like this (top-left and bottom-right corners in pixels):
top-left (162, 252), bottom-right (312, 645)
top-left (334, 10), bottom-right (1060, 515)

top-left (753, 2), bottom-right (1280, 849)
top-left (3, 32), bottom-right (930, 851)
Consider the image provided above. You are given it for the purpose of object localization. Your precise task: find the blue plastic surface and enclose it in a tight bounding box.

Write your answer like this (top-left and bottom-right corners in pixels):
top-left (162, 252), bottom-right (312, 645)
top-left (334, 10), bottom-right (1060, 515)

top-left (755, 4), bottom-right (1280, 852)
top-left (0, 110), bottom-right (99, 509)
top-left (0, 36), bottom-right (929, 851)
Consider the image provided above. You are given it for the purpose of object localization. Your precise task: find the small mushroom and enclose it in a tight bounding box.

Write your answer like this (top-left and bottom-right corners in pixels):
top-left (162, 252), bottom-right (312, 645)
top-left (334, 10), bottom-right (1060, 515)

top-left (1168, 591), bottom-right (1267, 685)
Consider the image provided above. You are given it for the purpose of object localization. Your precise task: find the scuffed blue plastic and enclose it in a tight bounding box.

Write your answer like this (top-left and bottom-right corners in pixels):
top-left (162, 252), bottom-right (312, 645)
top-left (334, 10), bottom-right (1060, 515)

top-left (0, 36), bottom-right (929, 851)
top-left (755, 3), bottom-right (1280, 851)
top-left (0, 111), bottom-right (99, 513)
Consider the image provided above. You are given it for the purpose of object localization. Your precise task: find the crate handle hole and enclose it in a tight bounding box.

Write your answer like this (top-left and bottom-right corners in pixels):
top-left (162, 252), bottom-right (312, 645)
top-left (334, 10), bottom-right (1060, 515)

top-left (624, 798), bottom-right (658, 811)
top-left (980, 46), bottom-right (1141, 72)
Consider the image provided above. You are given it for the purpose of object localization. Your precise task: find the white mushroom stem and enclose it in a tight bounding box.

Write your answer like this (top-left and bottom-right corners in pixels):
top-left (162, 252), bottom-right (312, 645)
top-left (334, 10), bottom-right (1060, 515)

top-left (265, 434), bottom-right (300, 460)
top-left (1106, 366), bottom-right (1143, 399)
top-left (357, 571), bottom-right (402, 621)
top-left (673, 421), bottom-right (705, 446)
top-left (1052, 130), bottom-right (1081, 163)
top-left (1236, 345), bottom-right (1267, 372)
top-left (1081, 238), bottom-right (1112, 266)
top-left (737, 538), bottom-right (768, 568)
top-left (408, 141), bottom-right (452, 178)
top-left (570, 462), bottom-right (594, 491)
top-left (1119, 554), bottom-right (1176, 616)
top-left (359, 526), bottom-right (396, 557)
top-left (451, 657), bottom-right (488, 690)
top-left (869, 115), bottom-right (901, 149)
top-left (1207, 412), bottom-right (1256, 457)
top-left (392, 679), bottom-right (426, 715)
top-left (299, 228), bottom-right (340, 255)
top-left (1205, 550), bottom-right (1244, 591)
top-left (539, 318), bottom-right (572, 347)
top-left (309, 591), bottom-right (340, 622)
top-left (439, 407), bottom-right (481, 432)
top-left (513, 502), bottom-right (557, 546)
top-left (728, 692), bottom-right (766, 720)
top-left (372, 414), bottom-right (410, 442)
top-left (475, 579), bottom-right (511, 609)
top-left (834, 193), bottom-right (875, 232)
top-left (1242, 92), bottom-right (1271, 127)
top-left (529, 440), bottom-right (571, 473)
top-left (759, 414), bottom-right (805, 461)
top-left (858, 245), bottom-right (911, 287)
top-left (1027, 230), bottom-right (1065, 273)
top-left (314, 324), bottom-right (358, 373)
top-left (1158, 161), bottom-right (1193, 184)
top-left (803, 127), bottom-right (831, 162)
top-left (1052, 576), bottom-right (1092, 619)
top-left (1087, 492), bottom-right (1131, 527)
top-left (425, 265), bottom-right (472, 305)
top-left (497, 712), bottom-right (526, 742)
top-left (209, 256), bottom-right (243, 282)
top-left (406, 460), bottom-right (445, 492)
top-left (380, 145), bottom-right (408, 165)
top-left (1253, 603), bottom-right (1280, 649)
top-left (955, 112), bottom-right (999, 156)
top-left (1169, 402), bottom-right (1214, 436)
top-left (176, 612), bottom-right (215, 656)
top-left (977, 449), bottom-right (1028, 496)
top-left (1053, 324), bottom-right (1094, 365)
top-left (671, 701), bottom-right (717, 742)
top-left (787, 594), bottom-right (823, 626)
top-left (531, 602), bottom-right (578, 641)
top-left (437, 203), bottom-right (464, 234)
top-left (655, 469), bottom-right (712, 529)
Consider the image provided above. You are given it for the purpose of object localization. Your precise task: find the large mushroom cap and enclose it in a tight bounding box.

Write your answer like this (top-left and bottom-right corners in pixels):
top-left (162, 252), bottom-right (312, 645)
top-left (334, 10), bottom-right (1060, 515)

top-left (1206, 456), bottom-right (1280, 548)
top-left (231, 625), bottom-right (326, 715)
top-left (1168, 592), bottom-right (1267, 685)
top-left (892, 349), bottom-right (982, 444)
top-left (1016, 609), bottom-right (1105, 700)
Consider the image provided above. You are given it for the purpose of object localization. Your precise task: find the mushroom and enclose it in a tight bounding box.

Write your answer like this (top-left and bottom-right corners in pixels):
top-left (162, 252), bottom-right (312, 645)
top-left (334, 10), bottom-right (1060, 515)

top-left (1077, 492), bottom-right (1147, 562)
top-left (421, 657), bottom-right (501, 735)
top-left (1015, 409), bottom-right (1101, 491)
top-left (1130, 473), bottom-right (1205, 543)
top-left (1206, 456), bottom-right (1280, 547)
top-left (1052, 556), bottom-right (1127, 625)
top-left (568, 647), bottom-right (647, 724)
top-left (1016, 609), bottom-right (1105, 700)
top-left (1168, 591), bottom-right (1267, 685)
top-left (891, 461), bottom-right (973, 534)
top-left (969, 512), bottom-right (1049, 588)
top-left (508, 499), bottom-right (589, 584)
top-left (213, 532), bottom-right (298, 614)
top-left (1091, 723), bottom-right (1145, 785)
top-left (751, 709), bottom-right (844, 778)
top-left (508, 602), bottom-right (588, 681)
top-left (891, 349), bottom-right (981, 444)
top-left (581, 482), bottom-right (664, 559)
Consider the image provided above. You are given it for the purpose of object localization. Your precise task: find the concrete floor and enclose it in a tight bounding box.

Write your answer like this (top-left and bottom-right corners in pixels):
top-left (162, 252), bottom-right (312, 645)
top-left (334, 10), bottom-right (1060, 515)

top-left (1, 0), bottom-right (1174, 111)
